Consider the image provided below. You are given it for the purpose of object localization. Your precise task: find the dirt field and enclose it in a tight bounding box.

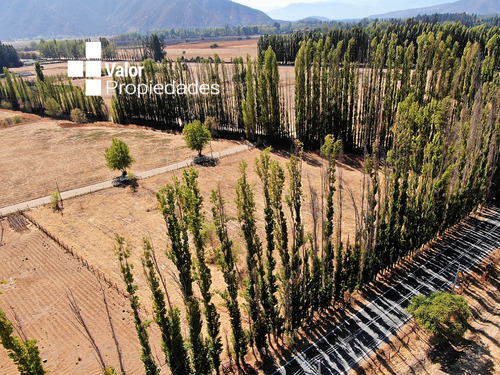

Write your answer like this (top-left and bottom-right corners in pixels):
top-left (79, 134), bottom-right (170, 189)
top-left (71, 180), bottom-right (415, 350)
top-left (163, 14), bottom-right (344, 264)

top-left (25, 147), bottom-right (365, 365)
top-left (0, 217), bottom-right (150, 374)
top-left (354, 249), bottom-right (500, 375)
top-left (165, 38), bottom-right (259, 60)
top-left (0, 113), bottom-right (239, 208)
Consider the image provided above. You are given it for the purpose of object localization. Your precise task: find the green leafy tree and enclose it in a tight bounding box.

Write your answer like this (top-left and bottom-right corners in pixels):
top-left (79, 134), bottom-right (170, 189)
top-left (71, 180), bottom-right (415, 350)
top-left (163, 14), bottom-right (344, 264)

top-left (70, 108), bottom-right (87, 124)
top-left (182, 169), bottom-right (222, 373)
top-left (211, 188), bottom-right (248, 367)
top-left (104, 138), bottom-right (135, 173)
top-left (0, 308), bottom-right (46, 375)
top-left (35, 62), bottom-right (44, 82)
top-left (142, 239), bottom-right (191, 375)
top-left (407, 291), bottom-right (471, 342)
top-left (255, 148), bottom-right (280, 336)
top-left (242, 58), bottom-right (256, 140)
top-left (183, 121), bottom-right (211, 157)
top-left (144, 34), bottom-right (165, 62)
top-left (235, 160), bottom-right (268, 352)
top-left (286, 146), bottom-right (305, 332)
top-left (45, 98), bottom-right (62, 118)
top-left (157, 182), bottom-right (211, 375)
top-left (320, 135), bottom-right (341, 307)
top-left (114, 236), bottom-right (159, 375)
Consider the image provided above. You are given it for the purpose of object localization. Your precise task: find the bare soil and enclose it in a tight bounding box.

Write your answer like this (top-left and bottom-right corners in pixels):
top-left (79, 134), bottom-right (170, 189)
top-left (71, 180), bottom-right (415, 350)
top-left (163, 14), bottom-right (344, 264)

top-left (165, 38), bottom-right (259, 61)
top-left (0, 113), bottom-right (238, 208)
top-left (0, 218), bottom-right (149, 374)
top-left (26, 147), bottom-right (366, 369)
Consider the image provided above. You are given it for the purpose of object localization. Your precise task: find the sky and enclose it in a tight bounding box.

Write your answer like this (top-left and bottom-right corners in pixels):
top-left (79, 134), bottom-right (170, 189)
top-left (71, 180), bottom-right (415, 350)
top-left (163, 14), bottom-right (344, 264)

top-left (232, 0), bottom-right (448, 13)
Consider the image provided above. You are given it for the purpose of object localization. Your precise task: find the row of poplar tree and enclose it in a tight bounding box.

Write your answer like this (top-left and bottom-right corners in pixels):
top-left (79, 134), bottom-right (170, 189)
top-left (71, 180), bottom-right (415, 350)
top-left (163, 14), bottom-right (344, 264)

top-left (111, 21), bottom-right (499, 152)
top-left (0, 66), bottom-right (107, 120)
top-left (113, 83), bottom-right (498, 372)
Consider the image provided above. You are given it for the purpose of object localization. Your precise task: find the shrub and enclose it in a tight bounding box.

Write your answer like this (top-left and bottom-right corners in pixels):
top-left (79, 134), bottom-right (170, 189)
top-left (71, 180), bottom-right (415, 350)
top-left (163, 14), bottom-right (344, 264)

top-left (12, 116), bottom-right (22, 124)
top-left (45, 98), bottom-right (62, 118)
top-left (50, 191), bottom-right (60, 210)
top-left (70, 108), bottom-right (87, 124)
top-left (0, 101), bottom-right (12, 110)
top-left (183, 120), bottom-right (211, 157)
top-left (210, 43), bottom-right (219, 49)
top-left (406, 291), bottom-right (470, 343)
top-left (104, 138), bottom-right (135, 173)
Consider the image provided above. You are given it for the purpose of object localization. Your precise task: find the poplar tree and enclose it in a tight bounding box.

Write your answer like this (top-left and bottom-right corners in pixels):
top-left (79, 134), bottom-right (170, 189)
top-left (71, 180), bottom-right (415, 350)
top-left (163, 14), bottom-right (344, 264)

top-left (182, 169), bottom-right (222, 373)
top-left (320, 135), bottom-right (341, 307)
top-left (235, 160), bottom-right (268, 352)
top-left (286, 144), bottom-right (305, 332)
top-left (142, 239), bottom-right (190, 375)
top-left (0, 308), bottom-right (45, 375)
top-left (157, 183), bottom-right (210, 375)
top-left (255, 147), bottom-right (280, 336)
top-left (242, 57), bottom-right (256, 140)
top-left (210, 188), bottom-right (248, 367)
top-left (114, 235), bottom-right (158, 375)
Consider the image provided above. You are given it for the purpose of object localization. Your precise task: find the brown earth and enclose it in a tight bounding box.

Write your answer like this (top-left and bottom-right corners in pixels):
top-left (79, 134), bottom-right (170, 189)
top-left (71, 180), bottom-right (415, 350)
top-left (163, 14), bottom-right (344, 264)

top-left (25, 147), bottom-right (365, 369)
top-left (0, 113), bottom-right (239, 208)
top-left (0, 218), bottom-right (150, 374)
top-left (165, 38), bottom-right (259, 61)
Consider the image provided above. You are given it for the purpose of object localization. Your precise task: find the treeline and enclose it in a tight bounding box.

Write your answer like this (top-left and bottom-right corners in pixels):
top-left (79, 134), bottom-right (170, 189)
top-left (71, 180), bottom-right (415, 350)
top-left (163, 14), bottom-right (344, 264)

top-left (112, 94), bottom-right (498, 372)
top-left (0, 67), bottom-right (107, 120)
top-left (112, 24), bottom-right (275, 46)
top-left (0, 43), bottom-right (21, 70)
top-left (37, 37), bottom-right (119, 60)
top-left (258, 20), bottom-right (499, 64)
top-left (111, 55), bottom-right (290, 139)
top-left (111, 21), bottom-right (499, 154)
top-left (292, 27), bottom-right (499, 150)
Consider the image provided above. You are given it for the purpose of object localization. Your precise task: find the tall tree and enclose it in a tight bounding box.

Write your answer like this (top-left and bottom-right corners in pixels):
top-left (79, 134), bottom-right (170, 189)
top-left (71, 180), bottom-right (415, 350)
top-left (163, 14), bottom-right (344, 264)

top-left (142, 239), bottom-right (191, 375)
top-left (157, 183), bottom-right (211, 375)
top-left (320, 135), bottom-right (341, 307)
top-left (114, 235), bottom-right (158, 375)
top-left (255, 147), bottom-right (280, 336)
top-left (182, 169), bottom-right (222, 373)
top-left (235, 161), bottom-right (268, 352)
top-left (210, 188), bottom-right (248, 367)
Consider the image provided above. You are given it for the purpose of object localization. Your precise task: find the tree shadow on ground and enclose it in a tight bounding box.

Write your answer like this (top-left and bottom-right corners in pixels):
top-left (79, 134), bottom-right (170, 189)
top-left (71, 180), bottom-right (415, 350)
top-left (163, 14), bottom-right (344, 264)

top-left (428, 338), bottom-right (495, 375)
top-left (194, 155), bottom-right (219, 167)
top-left (112, 177), bottom-right (139, 192)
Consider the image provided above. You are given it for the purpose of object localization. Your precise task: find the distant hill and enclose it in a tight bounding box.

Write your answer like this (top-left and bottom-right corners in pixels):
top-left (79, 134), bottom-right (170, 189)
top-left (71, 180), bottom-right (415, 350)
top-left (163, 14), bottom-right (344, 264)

top-left (268, 2), bottom-right (376, 21)
top-left (0, 0), bottom-right (273, 40)
top-left (370, 0), bottom-right (500, 19)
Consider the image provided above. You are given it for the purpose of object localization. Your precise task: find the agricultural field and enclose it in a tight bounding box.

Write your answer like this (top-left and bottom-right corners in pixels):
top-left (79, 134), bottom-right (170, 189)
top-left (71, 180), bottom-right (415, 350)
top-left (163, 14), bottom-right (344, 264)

top-left (164, 38), bottom-right (259, 60)
top-left (0, 216), bottom-right (148, 374)
top-left (24, 147), bottom-right (366, 368)
top-left (1, 17), bottom-right (499, 375)
top-left (0, 111), bottom-right (239, 208)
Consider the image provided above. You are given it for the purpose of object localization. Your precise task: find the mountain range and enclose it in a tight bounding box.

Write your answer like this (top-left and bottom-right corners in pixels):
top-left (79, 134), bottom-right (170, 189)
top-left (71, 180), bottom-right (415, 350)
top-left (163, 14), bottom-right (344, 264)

top-left (0, 0), bottom-right (273, 40)
top-left (1, 0), bottom-right (499, 41)
top-left (371, 0), bottom-right (500, 19)
top-left (269, 0), bottom-right (500, 21)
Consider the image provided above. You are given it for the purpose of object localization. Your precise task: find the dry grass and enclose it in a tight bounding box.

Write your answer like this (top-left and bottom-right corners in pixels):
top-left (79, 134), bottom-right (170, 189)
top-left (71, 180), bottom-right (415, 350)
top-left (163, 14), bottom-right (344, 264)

top-left (0, 220), bottom-right (148, 375)
top-left (0, 113), bottom-right (238, 207)
top-left (165, 38), bottom-right (259, 60)
top-left (27, 147), bottom-right (366, 367)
